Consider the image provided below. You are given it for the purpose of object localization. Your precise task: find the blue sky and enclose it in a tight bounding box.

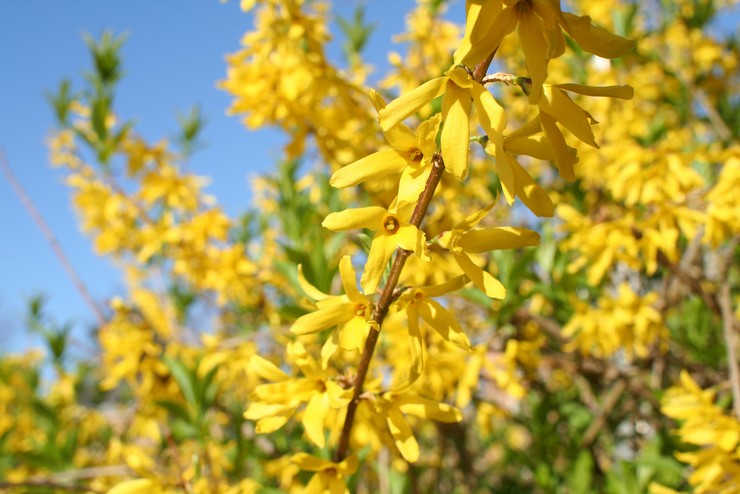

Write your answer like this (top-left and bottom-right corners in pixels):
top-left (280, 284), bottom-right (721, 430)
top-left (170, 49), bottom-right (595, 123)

top-left (0, 0), bottom-right (418, 352)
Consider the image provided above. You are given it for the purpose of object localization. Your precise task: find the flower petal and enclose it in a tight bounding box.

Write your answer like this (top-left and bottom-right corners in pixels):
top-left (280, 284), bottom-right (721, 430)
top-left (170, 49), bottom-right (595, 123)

top-left (416, 114), bottom-right (442, 158)
top-left (555, 83), bottom-right (633, 99)
top-left (561, 12), bottom-right (635, 59)
top-left (339, 255), bottom-right (364, 302)
top-left (378, 77), bottom-right (447, 131)
top-left (460, 226), bottom-right (541, 253)
top-left (291, 302), bottom-right (353, 335)
top-left (472, 83), bottom-right (506, 138)
top-left (297, 264), bottom-right (329, 301)
top-left (330, 149), bottom-right (409, 188)
top-left (458, 4), bottom-right (517, 66)
top-left (518, 11), bottom-right (549, 103)
top-left (418, 299), bottom-right (471, 350)
top-left (539, 111), bottom-right (578, 180)
top-left (361, 235), bottom-right (396, 294)
top-left (397, 394), bottom-right (463, 423)
top-left (540, 86), bottom-right (598, 148)
top-left (395, 224), bottom-right (428, 260)
top-left (441, 83), bottom-right (472, 180)
top-left (454, 252), bottom-right (506, 299)
top-left (302, 392), bottom-right (329, 448)
top-left (387, 407), bottom-right (419, 462)
top-left (513, 159), bottom-right (555, 217)
top-left (322, 206), bottom-right (387, 232)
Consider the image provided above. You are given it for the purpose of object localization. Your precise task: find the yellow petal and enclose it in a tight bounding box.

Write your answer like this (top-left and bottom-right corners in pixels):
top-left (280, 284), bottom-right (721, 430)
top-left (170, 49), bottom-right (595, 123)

top-left (518, 12), bottom-right (548, 103)
top-left (339, 316), bottom-right (370, 353)
top-left (330, 149), bottom-right (409, 188)
top-left (459, 226), bottom-right (540, 253)
top-left (454, 252), bottom-right (506, 299)
top-left (472, 83), bottom-right (506, 138)
top-left (378, 77), bottom-right (447, 131)
top-left (320, 330), bottom-right (339, 369)
top-left (339, 255), bottom-right (364, 301)
top-left (458, 4), bottom-right (517, 66)
top-left (555, 83), bottom-right (633, 99)
top-left (395, 224), bottom-right (428, 259)
top-left (416, 114), bottom-right (442, 158)
top-left (107, 479), bottom-right (157, 494)
top-left (244, 402), bottom-right (294, 421)
top-left (302, 392), bottom-right (329, 448)
top-left (291, 302), bottom-right (353, 335)
top-left (387, 407), bottom-right (419, 462)
top-left (297, 264), bottom-right (329, 301)
top-left (361, 235), bottom-right (396, 294)
top-left (561, 12), bottom-right (635, 59)
top-left (397, 394), bottom-right (463, 423)
top-left (406, 304), bottom-right (424, 385)
top-left (322, 206), bottom-right (387, 231)
top-left (540, 86), bottom-right (597, 148)
top-left (254, 414), bottom-right (292, 434)
top-left (418, 299), bottom-right (471, 350)
top-left (291, 452), bottom-right (332, 472)
top-left (441, 83), bottom-right (472, 179)
top-left (485, 141), bottom-right (517, 203)
top-left (539, 111), bottom-right (578, 181)
top-left (420, 275), bottom-right (468, 298)
top-left (512, 159), bottom-right (554, 217)
top-left (249, 354), bottom-right (289, 381)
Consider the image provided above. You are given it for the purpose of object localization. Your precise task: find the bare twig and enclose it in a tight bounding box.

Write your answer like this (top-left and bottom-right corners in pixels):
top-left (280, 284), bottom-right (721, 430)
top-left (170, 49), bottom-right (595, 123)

top-left (0, 149), bottom-right (106, 327)
top-left (334, 154), bottom-right (446, 462)
top-left (719, 282), bottom-right (740, 417)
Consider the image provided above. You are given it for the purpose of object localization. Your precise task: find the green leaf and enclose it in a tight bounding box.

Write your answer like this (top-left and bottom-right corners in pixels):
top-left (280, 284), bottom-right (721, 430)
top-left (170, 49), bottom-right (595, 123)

top-left (163, 355), bottom-right (197, 412)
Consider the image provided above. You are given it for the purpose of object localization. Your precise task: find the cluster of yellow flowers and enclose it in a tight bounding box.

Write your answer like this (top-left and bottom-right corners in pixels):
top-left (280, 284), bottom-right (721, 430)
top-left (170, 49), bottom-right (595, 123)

top-left (5, 0), bottom-right (738, 493)
top-left (226, 0), bottom-right (637, 488)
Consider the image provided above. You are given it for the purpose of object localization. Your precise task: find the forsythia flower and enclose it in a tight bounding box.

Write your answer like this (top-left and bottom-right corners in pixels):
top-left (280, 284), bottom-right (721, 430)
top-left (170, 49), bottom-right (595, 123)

top-left (563, 284), bottom-right (666, 359)
top-left (455, 0), bottom-right (634, 102)
top-left (378, 64), bottom-right (504, 180)
top-left (372, 391), bottom-right (462, 462)
top-left (244, 342), bottom-right (352, 448)
top-left (322, 203), bottom-right (428, 294)
top-left (292, 256), bottom-right (373, 361)
top-left (662, 371), bottom-right (740, 493)
top-left (331, 91), bottom-right (442, 208)
top-left (395, 275), bottom-right (471, 382)
top-left (291, 453), bottom-right (359, 494)
top-left (438, 203), bottom-right (540, 299)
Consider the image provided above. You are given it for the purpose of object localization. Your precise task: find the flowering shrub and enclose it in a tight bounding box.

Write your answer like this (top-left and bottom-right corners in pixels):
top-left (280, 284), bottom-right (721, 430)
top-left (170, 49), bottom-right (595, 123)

top-left (2, 1), bottom-right (739, 493)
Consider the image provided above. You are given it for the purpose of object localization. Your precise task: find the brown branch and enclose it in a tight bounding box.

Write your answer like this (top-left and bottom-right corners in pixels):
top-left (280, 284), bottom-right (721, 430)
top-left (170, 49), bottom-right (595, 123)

top-left (334, 154), bottom-right (446, 462)
top-left (719, 282), bottom-right (740, 417)
top-left (0, 149), bottom-right (107, 327)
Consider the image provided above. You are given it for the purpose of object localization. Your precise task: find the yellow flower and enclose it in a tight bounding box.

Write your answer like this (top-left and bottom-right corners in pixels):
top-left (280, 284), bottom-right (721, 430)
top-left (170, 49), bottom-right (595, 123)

top-left (395, 275), bottom-right (471, 384)
top-left (373, 391), bottom-right (462, 462)
top-left (662, 371), bottom-right (740, 493)
top-left (292, 256), bottom-right (373, 362)
top-left (331, 90), bottom-right (442, 208)
top-left (291, 453), bottom-right (359, 494)
top-left (323, 204), bottom-right (428, 294)
top-left (378, 64), bottom-right (503, 180)
top-left (536, 83), bottom-right (633, 180)
top-left (438, 203), bottom-right (540, 299)
top-left (476, 92), bottom-right (555, 215)
top-left (244, 342), bottom-right (352, 448)
top-left (455, 0), bottom-right (634, 102)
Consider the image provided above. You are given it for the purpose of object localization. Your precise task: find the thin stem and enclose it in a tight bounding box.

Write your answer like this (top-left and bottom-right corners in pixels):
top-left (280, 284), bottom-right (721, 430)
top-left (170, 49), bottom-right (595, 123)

top-left (334, 154), bottom-right (446, 462)
top-left (719, 282), bottom-right (740, 417)
top-left (0, 150), bottom-right (107, 327)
